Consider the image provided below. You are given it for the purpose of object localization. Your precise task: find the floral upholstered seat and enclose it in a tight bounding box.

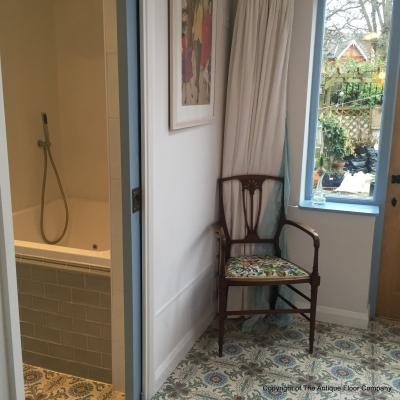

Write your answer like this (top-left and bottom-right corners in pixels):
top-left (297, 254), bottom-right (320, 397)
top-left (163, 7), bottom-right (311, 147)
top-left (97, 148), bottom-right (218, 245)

top-left (225, 255), bottom-right (309, 280)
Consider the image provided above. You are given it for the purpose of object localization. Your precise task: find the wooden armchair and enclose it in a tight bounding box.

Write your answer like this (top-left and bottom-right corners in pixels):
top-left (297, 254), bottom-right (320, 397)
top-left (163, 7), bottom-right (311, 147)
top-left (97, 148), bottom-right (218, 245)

top-left (215, 174), bottom-right (320, 357)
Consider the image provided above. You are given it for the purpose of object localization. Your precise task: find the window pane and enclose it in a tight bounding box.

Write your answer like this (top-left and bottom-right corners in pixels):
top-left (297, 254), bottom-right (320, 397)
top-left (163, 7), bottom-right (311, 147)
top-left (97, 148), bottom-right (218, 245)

top-left (312, 0), bottom-right (393, 201)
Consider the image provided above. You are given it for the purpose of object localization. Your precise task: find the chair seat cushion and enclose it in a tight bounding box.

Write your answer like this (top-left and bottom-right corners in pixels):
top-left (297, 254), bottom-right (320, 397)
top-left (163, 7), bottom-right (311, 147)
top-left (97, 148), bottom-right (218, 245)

top-left (225, 255), bottom-right (309, 280)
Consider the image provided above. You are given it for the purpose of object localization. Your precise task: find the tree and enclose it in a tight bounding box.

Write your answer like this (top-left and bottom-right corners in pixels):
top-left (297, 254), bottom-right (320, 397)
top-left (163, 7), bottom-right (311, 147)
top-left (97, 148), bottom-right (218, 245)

top-left (325, 0), bottom-right (393, 59)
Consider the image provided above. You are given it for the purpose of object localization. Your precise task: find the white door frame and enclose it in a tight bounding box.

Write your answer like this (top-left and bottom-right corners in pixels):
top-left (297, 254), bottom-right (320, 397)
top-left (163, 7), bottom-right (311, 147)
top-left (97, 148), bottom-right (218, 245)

top-left (117, 0), bottom-right (144, 399)
top-left (0, 59), bottom-right (25, 400)
top-left (138, 0), bottom-right (152, 397)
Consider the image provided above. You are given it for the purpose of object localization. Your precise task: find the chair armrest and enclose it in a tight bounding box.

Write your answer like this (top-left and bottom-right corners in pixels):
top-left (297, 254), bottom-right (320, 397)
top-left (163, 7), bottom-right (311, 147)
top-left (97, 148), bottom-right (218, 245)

top-left (212, 222), bottom-right (227, 276)
top-left (281, 219), bottom-right (320, 249)
top-left (212, 222), bottom-right (226, 243)
top-left (277, 219), bottom-right (320, 276)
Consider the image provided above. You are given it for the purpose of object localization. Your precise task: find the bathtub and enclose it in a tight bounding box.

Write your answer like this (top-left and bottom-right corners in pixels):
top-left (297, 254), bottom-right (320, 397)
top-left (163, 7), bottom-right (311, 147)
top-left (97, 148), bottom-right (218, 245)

top-left (13, 198), bottom-right (110, 269)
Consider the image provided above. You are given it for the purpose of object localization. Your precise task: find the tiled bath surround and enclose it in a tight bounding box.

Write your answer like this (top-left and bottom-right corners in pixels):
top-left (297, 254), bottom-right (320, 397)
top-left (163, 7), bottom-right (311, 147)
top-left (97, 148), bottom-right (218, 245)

top-left (17, 259), bottom-right (112, 383)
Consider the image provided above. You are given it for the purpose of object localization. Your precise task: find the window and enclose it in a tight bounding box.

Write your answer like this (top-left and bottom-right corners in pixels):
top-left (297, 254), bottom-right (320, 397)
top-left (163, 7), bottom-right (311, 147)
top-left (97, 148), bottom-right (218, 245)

top-left (306, 0), bottom-right (397, 204)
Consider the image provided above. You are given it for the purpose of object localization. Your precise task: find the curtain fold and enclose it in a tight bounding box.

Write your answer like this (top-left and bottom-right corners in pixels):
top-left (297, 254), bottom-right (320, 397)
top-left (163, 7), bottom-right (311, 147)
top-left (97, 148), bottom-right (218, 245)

top-left (222, 0), bottom-right (294, 314)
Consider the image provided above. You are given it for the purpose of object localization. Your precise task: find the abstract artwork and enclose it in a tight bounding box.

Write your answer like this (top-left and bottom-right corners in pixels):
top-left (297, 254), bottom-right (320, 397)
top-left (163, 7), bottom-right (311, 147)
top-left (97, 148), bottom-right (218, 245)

top-left (170, 0), bottom-right (217, 129)
top-left (182, 0), bottom-right (213, 106)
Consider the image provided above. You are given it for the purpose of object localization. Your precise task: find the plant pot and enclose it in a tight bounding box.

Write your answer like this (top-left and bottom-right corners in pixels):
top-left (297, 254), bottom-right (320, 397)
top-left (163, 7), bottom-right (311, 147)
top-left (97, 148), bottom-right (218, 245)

top-left (313, 170), bottom-right (319, 188)
top-left (332, 160), bottom-right (345, 171)
top-left (322, 173), bottom-right (344, 189)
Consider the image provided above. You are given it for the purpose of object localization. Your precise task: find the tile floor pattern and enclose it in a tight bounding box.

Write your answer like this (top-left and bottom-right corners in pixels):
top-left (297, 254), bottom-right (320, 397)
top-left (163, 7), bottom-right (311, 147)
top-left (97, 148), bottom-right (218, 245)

top-left (153, 317), bottom-right (400, 399)
top-left (23, 364), bottom-right (125, 400)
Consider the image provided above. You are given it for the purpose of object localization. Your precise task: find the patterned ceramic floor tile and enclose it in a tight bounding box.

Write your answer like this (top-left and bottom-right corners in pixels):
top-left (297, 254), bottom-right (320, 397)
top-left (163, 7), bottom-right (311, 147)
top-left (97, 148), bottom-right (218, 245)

top-left (23, 364), bottom-right (125, 400)
top-left (153, 317), bottom-right (400, 400)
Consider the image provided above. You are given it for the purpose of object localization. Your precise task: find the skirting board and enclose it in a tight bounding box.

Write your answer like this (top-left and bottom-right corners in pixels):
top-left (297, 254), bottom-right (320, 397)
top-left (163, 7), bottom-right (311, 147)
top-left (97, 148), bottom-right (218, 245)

top-left (297, 301), bottom-right (369, 329)
top-left (152, 310), bottom-right (216, 396)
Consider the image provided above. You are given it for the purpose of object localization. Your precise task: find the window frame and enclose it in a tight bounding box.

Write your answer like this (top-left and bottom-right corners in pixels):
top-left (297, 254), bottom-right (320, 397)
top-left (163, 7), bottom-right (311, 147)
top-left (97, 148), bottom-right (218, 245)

top-left (304, 0), bottom-right (400, 207)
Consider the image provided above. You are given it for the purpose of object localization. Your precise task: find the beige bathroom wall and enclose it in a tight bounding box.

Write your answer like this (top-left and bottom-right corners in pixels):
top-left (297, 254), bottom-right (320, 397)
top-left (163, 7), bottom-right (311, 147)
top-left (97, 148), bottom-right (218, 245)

top-left (0, 0), bottom-right (109, 211)
top-left (0, 0), bottom-right (61, 212)
top-left (53, 0), bottom-right (109, 203)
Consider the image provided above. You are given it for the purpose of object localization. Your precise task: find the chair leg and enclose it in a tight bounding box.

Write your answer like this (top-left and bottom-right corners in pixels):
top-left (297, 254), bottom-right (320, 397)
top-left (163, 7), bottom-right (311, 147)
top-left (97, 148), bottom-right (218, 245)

top-left (309, 282), bottom-right (318, 354)
top-left (270, 285), bottom-right (279, 310)
top-left (218, 282), bottom-right (228, 357)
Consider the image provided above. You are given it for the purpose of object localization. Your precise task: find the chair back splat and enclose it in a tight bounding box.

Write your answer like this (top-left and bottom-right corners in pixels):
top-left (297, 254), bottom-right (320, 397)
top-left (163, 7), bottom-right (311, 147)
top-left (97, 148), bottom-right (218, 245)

top-left (218, 174), bottom-right (284, 255)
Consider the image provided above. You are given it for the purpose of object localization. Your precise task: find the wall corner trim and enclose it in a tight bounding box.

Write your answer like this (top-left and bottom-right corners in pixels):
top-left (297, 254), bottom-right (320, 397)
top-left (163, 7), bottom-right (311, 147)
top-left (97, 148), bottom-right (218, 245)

top-left (152, 311), bottom-right (215, 396)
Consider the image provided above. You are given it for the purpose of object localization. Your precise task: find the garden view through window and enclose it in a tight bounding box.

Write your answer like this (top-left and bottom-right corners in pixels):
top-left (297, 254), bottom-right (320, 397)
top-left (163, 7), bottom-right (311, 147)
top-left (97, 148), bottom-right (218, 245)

top-left (312, 0), bottom-right (393, 202)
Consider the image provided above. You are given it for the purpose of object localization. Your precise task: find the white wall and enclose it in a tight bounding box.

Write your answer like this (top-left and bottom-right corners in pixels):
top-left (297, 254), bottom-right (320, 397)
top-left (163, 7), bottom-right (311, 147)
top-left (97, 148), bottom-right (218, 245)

top-left (142, 0), bottom-right (234, 395)
top-left (286, 0), bottom-right (376, 328)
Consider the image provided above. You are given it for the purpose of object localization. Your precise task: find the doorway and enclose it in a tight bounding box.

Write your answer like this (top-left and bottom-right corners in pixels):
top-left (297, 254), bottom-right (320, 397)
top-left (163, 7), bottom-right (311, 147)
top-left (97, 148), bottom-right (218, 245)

top-left (0, 0), bottom-right (142, 398)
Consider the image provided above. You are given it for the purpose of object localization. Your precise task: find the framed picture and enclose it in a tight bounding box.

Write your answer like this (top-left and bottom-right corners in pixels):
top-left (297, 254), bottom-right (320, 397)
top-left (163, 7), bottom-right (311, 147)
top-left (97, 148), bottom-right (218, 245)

top-left (169, 0), bottom-right (217, 130)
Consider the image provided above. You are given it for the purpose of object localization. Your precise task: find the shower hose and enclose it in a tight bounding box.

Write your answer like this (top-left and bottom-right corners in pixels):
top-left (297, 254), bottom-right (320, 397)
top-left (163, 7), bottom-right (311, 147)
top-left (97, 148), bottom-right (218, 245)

top-left (39, 113), bottom-right (69, 244)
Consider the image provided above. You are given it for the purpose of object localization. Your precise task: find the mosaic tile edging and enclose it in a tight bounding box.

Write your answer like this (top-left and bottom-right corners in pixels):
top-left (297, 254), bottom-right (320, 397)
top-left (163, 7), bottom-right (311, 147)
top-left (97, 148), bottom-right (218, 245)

top-left (24, 363), bottom-right (124, 400)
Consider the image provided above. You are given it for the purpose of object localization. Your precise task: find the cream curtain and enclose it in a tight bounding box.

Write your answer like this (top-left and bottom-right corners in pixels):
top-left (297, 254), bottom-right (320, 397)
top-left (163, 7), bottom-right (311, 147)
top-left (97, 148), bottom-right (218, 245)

top-left (222, 0), bottom-right (294, 311)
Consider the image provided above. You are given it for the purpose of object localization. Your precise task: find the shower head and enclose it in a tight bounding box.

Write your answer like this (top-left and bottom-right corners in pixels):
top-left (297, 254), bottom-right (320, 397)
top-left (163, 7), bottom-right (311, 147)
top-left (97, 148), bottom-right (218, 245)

top-left (42, 112), bottom-right (48, 125)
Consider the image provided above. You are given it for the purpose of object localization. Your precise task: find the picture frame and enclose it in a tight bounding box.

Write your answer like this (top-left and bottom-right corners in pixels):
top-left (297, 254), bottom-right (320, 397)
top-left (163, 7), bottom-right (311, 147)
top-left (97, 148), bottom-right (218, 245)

top-left (169, 0), bottom-right (217, 130)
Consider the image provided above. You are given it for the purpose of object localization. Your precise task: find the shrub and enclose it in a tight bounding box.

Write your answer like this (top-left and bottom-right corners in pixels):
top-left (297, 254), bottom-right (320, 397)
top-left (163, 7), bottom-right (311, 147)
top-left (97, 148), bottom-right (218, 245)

top-left (320, 114), bottom-right (347, 162)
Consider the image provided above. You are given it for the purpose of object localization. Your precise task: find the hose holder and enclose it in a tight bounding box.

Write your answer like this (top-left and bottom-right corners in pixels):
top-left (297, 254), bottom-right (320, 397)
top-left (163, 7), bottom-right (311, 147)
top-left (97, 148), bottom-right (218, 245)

top-left (38, 139), bottom-right (51, 148)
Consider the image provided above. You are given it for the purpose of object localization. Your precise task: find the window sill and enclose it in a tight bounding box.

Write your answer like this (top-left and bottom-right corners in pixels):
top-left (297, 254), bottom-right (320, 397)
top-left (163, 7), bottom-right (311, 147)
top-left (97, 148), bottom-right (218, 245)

top-left (299, 200), bottom-right (380, 216)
